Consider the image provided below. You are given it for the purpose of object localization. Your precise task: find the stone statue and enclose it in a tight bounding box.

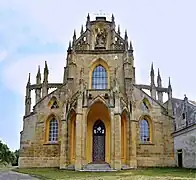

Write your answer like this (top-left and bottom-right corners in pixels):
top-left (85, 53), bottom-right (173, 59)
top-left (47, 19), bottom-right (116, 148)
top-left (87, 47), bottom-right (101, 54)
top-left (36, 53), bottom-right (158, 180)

top-left (95, 28), bottom-right (107, 48)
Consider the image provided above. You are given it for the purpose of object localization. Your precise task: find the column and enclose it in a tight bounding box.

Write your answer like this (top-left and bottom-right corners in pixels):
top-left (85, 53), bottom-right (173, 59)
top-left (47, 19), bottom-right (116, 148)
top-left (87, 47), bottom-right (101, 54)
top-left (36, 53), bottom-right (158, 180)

top-left (74, 95), bottom-right (83, 171)
top-left (113, 113), bottom-right (122, 170)
top-left (81, 112), bottom-right (87, 165)
top-left (129, 120), bottom-right (137, 168)
top-left (59, 120), bottom-right (68, 169)
top-left (110, 111), bottom-right (115, 168)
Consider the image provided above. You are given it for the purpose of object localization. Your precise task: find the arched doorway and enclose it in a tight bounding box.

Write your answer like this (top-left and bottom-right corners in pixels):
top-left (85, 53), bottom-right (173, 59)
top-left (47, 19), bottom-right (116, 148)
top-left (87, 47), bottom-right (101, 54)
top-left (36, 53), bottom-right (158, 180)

top-left (86, 100), bottom-right (111, 163)
top-left (92, 120), bottom-right (106, 162)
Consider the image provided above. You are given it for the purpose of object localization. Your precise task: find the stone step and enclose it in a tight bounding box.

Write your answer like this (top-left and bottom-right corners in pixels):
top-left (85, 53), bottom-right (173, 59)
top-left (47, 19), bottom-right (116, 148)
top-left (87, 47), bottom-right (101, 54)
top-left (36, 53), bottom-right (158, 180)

top-left (66, 164), bottom-right (75, 170)
top-left (121, 164), bottom-right (133, 170)
top-left (82, 163), bottom-right (114, 172)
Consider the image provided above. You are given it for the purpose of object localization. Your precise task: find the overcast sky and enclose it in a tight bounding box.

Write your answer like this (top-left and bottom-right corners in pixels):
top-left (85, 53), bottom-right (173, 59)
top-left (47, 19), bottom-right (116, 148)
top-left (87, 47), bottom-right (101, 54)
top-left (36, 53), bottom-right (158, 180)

top-left (0, 0), bottom-right (196, 150)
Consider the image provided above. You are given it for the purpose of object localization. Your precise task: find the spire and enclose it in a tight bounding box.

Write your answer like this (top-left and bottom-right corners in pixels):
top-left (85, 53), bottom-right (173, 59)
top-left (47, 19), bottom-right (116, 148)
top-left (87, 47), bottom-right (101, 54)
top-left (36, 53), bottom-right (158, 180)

top-left (168, 77), bottom-right (172, 99)
top-left (111, 14), bottom-right (115, 23)
top-left (124, 30), bottom-right (128, 40)
top-left (73, 29), bottom-right (76, 45)
top-left (80, 25), bottom-right (84, 35)
top-left (87, 13), bottom-right (90, 22)
top-left (25, 73), bottom-right (31, 115)
top-left (168, 77), bottom-right (172, 89)
top-left (151, 63), bottom-right (154, 76)
top-left (150, 63), bottom-right (155, 86)
top-left (36, 65), bottom-right (41, 84)
top-left (68, 40), bottom-right (72, 52)
top-left (117, 25), bottom-right (120, 35)
top-left (129, 41), bottom-right (133, 51)
top-left (157, 68), bottom-right (162, 87)
top-left (86, 13), bottom-right (90, 29)
top-left (26, 73), bottom-right (31, 87)
top-left (44, 61), bottom-right (49, 82)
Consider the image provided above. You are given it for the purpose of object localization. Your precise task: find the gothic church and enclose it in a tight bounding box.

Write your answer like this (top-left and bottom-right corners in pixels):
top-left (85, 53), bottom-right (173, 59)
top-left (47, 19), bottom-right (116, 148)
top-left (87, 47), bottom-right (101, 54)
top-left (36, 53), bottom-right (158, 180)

top-left (19, 14), bottom-right (175, 170)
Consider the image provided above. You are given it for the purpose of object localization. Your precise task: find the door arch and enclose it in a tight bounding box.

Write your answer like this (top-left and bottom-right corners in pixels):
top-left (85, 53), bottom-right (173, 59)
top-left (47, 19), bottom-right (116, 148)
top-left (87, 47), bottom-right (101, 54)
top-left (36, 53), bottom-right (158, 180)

top-left (92, 120), bottom-right (105, 162)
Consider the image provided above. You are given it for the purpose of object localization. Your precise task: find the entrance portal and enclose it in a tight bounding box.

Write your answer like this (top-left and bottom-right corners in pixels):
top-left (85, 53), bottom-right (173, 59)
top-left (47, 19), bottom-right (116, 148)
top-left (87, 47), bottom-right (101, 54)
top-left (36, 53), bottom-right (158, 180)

top-left (177, 149), bottom-right (183, 168)
top-left (92, 120), bottom-right (105, 163)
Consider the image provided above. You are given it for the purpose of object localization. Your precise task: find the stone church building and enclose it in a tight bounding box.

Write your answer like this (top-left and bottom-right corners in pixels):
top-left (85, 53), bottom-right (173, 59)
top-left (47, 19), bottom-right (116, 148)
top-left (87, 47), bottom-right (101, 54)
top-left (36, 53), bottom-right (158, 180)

top-left (19, 14), bottom-right (175, 170)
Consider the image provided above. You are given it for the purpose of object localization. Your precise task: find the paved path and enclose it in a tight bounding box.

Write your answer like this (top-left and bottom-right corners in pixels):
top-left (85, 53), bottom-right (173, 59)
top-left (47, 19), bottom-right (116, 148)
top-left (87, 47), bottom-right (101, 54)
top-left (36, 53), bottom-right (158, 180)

top-left (0, 170), bottom-right (39, 180)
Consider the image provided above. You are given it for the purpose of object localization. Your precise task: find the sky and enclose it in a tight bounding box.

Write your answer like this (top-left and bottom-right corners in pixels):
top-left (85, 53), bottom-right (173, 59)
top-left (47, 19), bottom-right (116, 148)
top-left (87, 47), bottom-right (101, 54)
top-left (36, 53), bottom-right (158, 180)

top-left (0, 0), bottom-right (196, 151)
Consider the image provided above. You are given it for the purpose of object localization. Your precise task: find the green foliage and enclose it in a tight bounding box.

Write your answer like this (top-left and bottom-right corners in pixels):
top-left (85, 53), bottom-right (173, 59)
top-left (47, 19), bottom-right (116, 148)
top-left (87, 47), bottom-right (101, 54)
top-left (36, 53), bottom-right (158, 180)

top-left (0, 140), bottom-right (18, 166)
top-left (12, 150), bottom-right (19, 166)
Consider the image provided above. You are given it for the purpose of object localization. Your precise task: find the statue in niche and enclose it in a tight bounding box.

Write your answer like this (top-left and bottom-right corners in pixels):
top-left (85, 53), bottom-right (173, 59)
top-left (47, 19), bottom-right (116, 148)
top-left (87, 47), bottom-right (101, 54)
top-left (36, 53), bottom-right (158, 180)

top-left (95, 28), bottom-right (107, 49)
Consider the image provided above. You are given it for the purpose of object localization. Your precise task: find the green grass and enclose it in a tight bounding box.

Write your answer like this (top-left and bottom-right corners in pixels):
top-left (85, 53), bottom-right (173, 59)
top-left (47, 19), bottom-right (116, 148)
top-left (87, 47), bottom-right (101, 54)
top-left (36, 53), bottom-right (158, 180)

top-left (13, 167), bottom-right (196, 180)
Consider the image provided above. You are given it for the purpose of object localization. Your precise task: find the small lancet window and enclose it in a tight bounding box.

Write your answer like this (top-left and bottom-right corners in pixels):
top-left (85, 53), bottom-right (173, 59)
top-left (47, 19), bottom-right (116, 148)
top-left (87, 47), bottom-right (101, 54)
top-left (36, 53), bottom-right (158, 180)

top-left (130, 102), bottom-right (132, 114)
top-left (51, 100), bottom-right (59, 109)
top-left (182, 113), bottom-right (185, 120)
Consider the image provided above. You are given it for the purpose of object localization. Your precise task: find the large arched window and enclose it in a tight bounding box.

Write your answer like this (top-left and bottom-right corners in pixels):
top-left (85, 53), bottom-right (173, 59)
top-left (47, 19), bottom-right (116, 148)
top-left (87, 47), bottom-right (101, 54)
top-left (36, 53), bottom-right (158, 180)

top-left (92, 65), bottom-right (107, 89)
top-left (48, 118), bottom-right (59, 142)
top-left (140, 119), bottom-right (150, 143)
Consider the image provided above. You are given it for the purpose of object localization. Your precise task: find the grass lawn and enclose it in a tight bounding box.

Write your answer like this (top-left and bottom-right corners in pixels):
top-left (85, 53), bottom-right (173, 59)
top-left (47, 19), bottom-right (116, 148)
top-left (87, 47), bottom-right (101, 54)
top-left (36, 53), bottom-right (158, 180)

top-left (13, 167), bottom-right (196, 180)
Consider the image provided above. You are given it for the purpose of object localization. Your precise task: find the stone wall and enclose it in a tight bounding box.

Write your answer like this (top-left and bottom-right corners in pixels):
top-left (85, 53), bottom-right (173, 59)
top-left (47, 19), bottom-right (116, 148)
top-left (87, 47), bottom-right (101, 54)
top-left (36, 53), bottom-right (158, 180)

top-left (133, 87), bottom-right (175, 167)
top-left (174, 126), bottom-right (196, 168)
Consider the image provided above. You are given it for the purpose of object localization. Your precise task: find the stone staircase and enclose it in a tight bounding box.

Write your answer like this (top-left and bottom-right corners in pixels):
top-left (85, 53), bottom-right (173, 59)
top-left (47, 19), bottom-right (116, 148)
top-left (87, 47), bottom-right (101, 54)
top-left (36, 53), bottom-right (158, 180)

top-left (81, 163), bottom-right (116, 172)
top-left (121, 164), bottom-right (134, 170)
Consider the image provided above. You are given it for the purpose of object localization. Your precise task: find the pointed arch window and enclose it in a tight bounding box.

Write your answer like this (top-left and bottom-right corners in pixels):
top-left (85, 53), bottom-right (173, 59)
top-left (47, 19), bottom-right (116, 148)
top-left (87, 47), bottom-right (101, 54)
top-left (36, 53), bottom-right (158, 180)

top-left (92, 65), bottom-right (108, 89)
top-left (140, 119), bottom-right (150, 143)
top-left (49, 118), bottom-right (58, 142)
top-left (141, 99), bottom-right (150, 113)
top-left (51, 100), bottom-right (59, 109)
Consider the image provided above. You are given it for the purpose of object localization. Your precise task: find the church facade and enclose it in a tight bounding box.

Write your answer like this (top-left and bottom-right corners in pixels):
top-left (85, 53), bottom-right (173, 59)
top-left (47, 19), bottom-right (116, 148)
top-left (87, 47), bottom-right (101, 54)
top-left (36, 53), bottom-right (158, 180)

top-left (19, 14), bottom-right (175, 170)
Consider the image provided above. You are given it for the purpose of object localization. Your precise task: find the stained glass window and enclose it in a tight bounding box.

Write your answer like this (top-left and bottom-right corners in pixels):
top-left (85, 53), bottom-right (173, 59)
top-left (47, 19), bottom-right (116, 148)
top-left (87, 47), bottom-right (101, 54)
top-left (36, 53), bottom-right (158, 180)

top-left (92, 65), bottom-right (107, 89)
top-left (140, 119), bottom-right (150, 143)
top-left (49, 118), bottom-right (58, 142)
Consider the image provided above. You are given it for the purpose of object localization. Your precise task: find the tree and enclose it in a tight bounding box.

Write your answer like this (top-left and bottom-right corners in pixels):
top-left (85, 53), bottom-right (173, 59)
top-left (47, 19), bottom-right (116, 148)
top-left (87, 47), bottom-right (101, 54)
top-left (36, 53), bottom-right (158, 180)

top-left (0, 141), bottom-right (15, 165)
top-left (12, 150), bottom-right (19, 166)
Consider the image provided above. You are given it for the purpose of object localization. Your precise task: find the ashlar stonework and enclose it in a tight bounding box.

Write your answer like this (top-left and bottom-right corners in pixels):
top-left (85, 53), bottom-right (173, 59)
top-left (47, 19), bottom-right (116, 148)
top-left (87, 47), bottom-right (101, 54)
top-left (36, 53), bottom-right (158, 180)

top-left (19, 14), bottom-right (175, 170)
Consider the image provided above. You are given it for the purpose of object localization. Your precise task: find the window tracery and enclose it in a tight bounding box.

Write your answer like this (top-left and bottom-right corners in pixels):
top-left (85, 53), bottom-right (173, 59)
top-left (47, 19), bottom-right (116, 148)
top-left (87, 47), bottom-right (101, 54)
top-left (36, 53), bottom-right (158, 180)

top-left (92, 65), bottom-right (108, 89)
top-left (140, 119), bottom-right (150, 143)
top-left (48, 118), bottom-right (58, 142)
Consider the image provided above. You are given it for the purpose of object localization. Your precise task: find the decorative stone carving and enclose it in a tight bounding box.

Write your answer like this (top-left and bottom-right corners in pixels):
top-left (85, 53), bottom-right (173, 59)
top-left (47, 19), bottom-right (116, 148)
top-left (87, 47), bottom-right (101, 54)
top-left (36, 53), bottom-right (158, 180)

top-left (114, 36), bottom-right (125, 50)
top-left (95, 28), bottom-right (107, 49)
top-left (75, 36), bottom-right (87, 50)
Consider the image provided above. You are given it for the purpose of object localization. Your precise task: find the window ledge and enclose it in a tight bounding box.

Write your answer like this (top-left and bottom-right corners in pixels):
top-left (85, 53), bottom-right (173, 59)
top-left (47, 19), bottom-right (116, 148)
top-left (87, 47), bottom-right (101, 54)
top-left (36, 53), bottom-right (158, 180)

top-left (43, 142), bottom-right (59, 145)
top-left (139, 142), bottom-right (155, 145)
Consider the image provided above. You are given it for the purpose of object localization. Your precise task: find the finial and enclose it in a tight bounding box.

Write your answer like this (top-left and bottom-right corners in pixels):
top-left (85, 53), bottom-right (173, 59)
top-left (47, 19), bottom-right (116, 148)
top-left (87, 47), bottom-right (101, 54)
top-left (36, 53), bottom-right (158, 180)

top-left (27, 73), bottom-right (31, 85)
top-left (118, 25), bottom-right (120, 35)
top-left (124, 30), bottom-right (128, 40)
top-left (80, 25), bottom-right (84, 34)
top-left (150, 63), bottom-right (155, 86)
top-left (87, 13), bottom-right (90, 21)
top-left (36, 65), bottom-right (41, 84)
top-left (157, 68), bottom-right (161, 80)
top-left (111, 14), bottom-right (115, 22)
top-left (44, 61), bottom-right (48, 72)
top-left (168, 77), bottom-right (172, 90)
top-left (68, 41), bottom-right (71, 50)
top-left (129, 41), bottom-right (133, 51)
top-left (151, 62), bottom-right (154, 75)
top-left (36, 65), bottom-right (41, 77)
top-left (157, 68), bottom-right (162, 87)
top-left (73, 29), bottom-right (76, 39)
